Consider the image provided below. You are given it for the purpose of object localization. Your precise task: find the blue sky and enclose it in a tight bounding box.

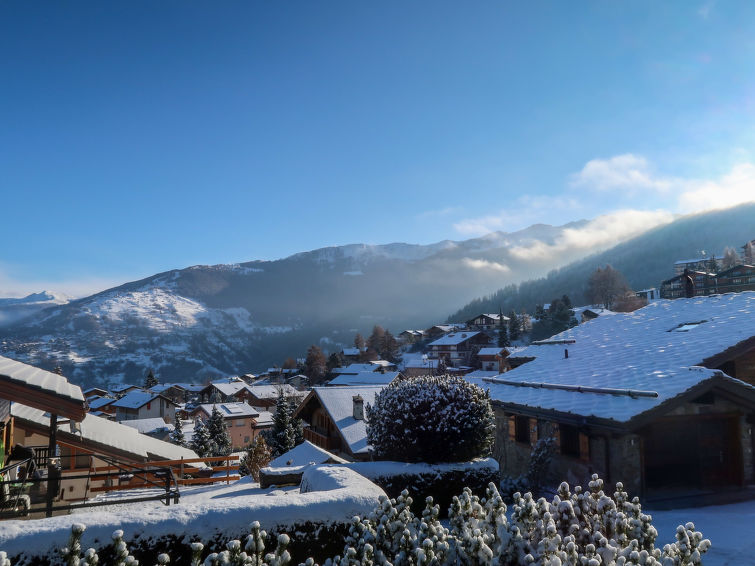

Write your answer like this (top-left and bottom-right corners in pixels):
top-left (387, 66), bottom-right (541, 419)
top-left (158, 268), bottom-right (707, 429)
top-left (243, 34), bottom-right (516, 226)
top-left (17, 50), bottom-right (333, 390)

top-left (2, 1), bottom-right (754, 296)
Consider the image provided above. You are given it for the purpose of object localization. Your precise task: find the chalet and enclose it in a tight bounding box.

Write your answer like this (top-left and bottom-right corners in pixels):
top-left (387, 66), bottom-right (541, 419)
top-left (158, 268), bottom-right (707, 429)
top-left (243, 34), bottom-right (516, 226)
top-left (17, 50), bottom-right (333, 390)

top-left (476, 347), bottom-right (507, 372)
top-left (398, 330), bottom-right (425, 344)
top-left (191, 402), bottom-right (272, 449)
top-left (401, 356), bottom-right (436, 378)
top-left (328, 371), bottom-right (400, 386)
top-left (634, 288), bottom-right (659, 302)
top-left (200, 378), bottom-right (250, 403)
top-left (86, 395), bottom-right (117, 416)
top-left (466, 313), bottom-right (508, 331)
top-left (12, 404), bottom-right (196, 503)
top-left (332, 363), bottom-right (381, 375)
top-left (148, 383), bottom-right (204, 404)
top-left (660, 270), bottom-right (717, 299)
top-left (468, 292), bottom-right (755, 499)
top-left (341, 347), bottom-right (365, 362)
top-left (110, 384), bottom-right (141, 397)
top-left (715, 264), bottom-right (755, 294)
top-left (425, 325), bottom-right (458, 339)
top-left (245, 384), bottom-right (303, 409)
top-left (294, 386), bottom-right (384, 460)
top-left (427, 331), bottom-right (489, 366)
top-left (82, 387), bottom-right (108, 399)
top-left (111, 391), bottom-right (177, 423)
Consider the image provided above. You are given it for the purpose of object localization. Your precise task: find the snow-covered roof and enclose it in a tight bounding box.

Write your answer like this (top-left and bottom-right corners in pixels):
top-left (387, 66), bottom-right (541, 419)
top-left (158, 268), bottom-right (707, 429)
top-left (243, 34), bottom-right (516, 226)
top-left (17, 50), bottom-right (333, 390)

top-left (341, 347), bottom-right (363, 356)
top-left (332, 363), bottom-right (379, 375)
top-left (194, 402), bottom-right (259, 419)
top-left (369, 360), bottom-right (395, 367)
top-left (428, 331), bottom-right (482, 346)
top-left (110, 384), bottom-right (139, 394)
top-left (247, 384), bottom-right (300, 400)
top-left (207, 381), bottom-right (249, 397)
top-left (477, 347), bottom-right (504, 357)
top-left (468, 292), bottom-right (755, 425)
top-left (468, 313), bottom-right (508, 322)
top-left (464, 370), bottom-right (501, 379)
top-left (111, 390), bottom-right (173, 410)
top-left (120, 418), bottom-right (174, 435)
top-left (87, 395), bottom-right (116, 410)
top-left (0, 355), bottom-right (86, 420)
top-left (311, 386), bottom-right (384, 454)
top-left (268, 440), bottom-right (347, 467)
top-left (149, 383), bottom-right (186, 394)
top-left (11, 403), bottom-right (196, 461)
top-left (328, 371), bottom-right (400, 386)
top-left (254, 410), bottom-right (274, 427)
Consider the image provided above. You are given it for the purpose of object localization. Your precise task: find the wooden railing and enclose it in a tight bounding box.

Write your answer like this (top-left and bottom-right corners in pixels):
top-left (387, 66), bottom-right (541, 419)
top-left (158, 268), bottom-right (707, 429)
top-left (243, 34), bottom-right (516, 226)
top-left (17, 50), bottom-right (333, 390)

top-left (89, 455), bottom-right (240, 493)
top-left (303, 428), bottom-right (340, 451)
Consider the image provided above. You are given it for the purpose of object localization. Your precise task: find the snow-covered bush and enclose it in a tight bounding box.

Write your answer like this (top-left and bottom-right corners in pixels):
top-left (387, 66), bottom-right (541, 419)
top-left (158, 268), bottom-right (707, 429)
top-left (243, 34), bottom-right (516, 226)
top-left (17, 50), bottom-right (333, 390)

top-left (311, 474), bottom-right (711, 566)
top-left (2, 474), bottom-right (710, 566)
top-left (366, 375), bottom-right (495, 463)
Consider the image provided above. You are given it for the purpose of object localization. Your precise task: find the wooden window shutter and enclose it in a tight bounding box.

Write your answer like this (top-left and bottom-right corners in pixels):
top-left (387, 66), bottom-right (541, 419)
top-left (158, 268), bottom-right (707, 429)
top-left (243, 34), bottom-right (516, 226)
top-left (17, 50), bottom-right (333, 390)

top-left (508, 415), bottom-right (516, 442)
top-left (529, 418), bottom-right (538, 445)
top-left (579, 433), bottom-right (590, 462)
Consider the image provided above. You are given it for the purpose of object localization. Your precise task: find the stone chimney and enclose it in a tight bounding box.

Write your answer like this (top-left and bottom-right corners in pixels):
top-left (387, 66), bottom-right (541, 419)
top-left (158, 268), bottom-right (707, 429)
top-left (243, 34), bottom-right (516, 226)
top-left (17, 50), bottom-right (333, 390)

top-left (352, 394), bottom-right (364, 420)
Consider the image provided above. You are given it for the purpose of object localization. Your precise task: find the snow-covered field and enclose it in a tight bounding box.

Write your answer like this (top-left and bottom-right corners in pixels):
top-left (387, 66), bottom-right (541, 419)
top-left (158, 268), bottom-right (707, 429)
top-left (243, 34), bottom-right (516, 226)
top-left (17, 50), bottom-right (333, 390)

top-left (650, 500), bottom-right (755, 566)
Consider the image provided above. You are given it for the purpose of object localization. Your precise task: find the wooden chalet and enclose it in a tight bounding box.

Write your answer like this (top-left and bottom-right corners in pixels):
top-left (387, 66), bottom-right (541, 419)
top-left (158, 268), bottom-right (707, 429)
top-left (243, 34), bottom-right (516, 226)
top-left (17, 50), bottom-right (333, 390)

top-left (715, 264), bottom-right (755, 294)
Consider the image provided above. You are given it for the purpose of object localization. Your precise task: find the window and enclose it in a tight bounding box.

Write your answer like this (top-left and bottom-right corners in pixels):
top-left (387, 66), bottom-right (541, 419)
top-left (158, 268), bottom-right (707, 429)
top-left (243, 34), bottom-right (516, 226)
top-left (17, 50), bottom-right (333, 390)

top-left (235, 419), bottom-right (245, 426)
top-left (559, 424), bottom-right (580, 457)
top-left (244, 436), bottom-right (250, 444)
top-left (515, 415), bottom-right (530, 444)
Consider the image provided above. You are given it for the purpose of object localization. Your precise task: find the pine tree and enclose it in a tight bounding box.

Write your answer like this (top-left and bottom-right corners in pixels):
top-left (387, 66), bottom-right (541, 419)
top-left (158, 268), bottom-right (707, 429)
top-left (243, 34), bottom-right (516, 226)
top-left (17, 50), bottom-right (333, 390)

top-left (267, 389), bottom-right (301, 457)
top-left (144, 369), bottom-right (158, 389)
top-left (508, 310), bottom-right (520, 341)
top-left (498, 324), bottom-right (510, 348)
top-left (206, 405), bottom-right (232, 456)
top-left (326, 352), bottom-right (342, 373)
top-left (190, 418), bottom-right (211, 457)
top-left (170, 416), bottom-right (186, 447)
top-left (367, 325), bottom-right (386, 356)
top-left (239, 436), bottom-right (272, 480)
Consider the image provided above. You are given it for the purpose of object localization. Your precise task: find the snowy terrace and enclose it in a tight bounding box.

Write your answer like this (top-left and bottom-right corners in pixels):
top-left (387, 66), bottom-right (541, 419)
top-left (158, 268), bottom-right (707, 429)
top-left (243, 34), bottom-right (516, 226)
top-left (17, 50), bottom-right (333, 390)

top-left (0, 466), bottom-right (385, 561)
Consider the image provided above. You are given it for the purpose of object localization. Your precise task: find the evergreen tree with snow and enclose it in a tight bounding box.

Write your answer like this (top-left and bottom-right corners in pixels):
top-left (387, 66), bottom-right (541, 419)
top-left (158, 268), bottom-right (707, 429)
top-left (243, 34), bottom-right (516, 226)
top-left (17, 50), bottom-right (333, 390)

top-left (206, 405), bottom-right (232, 456)
top-left (190, 418), bottom-right (211, 457)
top-left (144, 369), bottom-right (158, 389)
top-left (508, 309), bottom-right (520, 341)
top-left (497, 322), bottom-right (510, 348)
top-left (266, 389), bottom-right (303, 457)
top-left (169, 415), bottom-right (186, 447)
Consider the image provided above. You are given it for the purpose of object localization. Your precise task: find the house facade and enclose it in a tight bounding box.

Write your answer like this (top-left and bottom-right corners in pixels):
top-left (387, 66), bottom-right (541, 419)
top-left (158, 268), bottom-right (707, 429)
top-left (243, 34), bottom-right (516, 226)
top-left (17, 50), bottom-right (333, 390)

top-left (715, 264), bottom-right (755, 294)
top-left (427, 331), bottom-right (490, 366)
top-left (466, 313), bottom-right (508, 331)
top-left (294, 386), bottom-right (383, 460)
top-left (660, 270), bottom-right (717, 299)
top-left (111, 391), bottom-right (177, 422)
top-left (191, 402), bottom-right (271, 449)
top-left (469, 292), bottom-right (755, 499)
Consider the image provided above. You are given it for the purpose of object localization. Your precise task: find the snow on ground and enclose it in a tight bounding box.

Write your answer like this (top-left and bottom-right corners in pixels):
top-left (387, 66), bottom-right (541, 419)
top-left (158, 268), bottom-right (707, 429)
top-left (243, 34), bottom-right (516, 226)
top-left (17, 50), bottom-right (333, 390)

top-left (0, 466), bottom-right (385, 560)
top-left (649, 500), bottom-right (755, 566)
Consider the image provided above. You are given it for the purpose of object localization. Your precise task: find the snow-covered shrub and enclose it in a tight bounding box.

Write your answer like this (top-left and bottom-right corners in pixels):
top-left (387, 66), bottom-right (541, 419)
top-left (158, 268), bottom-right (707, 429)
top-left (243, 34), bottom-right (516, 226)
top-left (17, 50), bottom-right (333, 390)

top-left (500, 436), bottom-right (556, 500)
top-left (310, 474), bottom-right (711, 566)
top-left (366, 375), bottom-right (495, 463)
top-left (3, 475), bottom-right (710, 566)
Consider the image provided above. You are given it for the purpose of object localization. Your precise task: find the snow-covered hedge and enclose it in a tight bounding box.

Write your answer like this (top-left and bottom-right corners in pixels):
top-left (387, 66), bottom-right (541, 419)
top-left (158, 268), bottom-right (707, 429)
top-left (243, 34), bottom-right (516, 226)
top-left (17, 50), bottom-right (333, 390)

top-left (0, 474), bottom-right (710, 566)
top-left (366, 375), bottom-right (495, 463)
top-left (0, 467), bottom-right (385, 565)
top-left (337, 459), bottom-right (500, 518)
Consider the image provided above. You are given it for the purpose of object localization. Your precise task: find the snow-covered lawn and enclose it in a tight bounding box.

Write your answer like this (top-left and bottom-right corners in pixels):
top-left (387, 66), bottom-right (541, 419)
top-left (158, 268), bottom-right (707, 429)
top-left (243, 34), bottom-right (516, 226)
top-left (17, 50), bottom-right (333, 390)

top-left (649, 500), bottom-right (755, 566)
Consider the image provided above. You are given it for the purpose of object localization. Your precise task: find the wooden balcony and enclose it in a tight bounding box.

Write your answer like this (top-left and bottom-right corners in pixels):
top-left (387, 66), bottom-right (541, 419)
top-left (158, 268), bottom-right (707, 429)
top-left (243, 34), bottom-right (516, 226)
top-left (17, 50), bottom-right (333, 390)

top-left (303, 428), bottom-right (340, 451)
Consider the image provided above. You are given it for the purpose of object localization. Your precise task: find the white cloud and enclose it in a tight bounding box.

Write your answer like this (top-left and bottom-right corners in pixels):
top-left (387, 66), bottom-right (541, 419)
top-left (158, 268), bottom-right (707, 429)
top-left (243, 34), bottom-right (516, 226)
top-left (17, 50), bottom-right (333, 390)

top-left (508, 209), bottom-right (675, 261)
top-left (453, 196), bottom-right (581, 236)
top-left (570, 153), bottom-right (674, 193)
top-left (678, 162), bottom-right (755, 213)
top-left (461, 258), bottom-right (511, 272)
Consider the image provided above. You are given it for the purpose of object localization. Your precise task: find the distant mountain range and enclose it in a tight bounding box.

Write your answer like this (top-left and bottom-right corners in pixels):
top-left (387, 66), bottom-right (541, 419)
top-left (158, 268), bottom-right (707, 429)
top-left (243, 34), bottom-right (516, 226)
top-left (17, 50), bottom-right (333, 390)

top-left (0, 291), bottom-right (71, 327)
top-left (1, 203), bottom-right (752, 388)
top-left (449, 203), bottom-right (755, 322)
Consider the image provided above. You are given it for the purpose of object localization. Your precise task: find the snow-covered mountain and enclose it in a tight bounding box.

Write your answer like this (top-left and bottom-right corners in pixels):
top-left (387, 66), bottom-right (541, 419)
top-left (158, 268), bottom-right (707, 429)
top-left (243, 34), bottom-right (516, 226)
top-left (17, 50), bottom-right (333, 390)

top-left (0, 290), bottom-right (71, 327)
top-left (8, 204), bottom-right (748, 388)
